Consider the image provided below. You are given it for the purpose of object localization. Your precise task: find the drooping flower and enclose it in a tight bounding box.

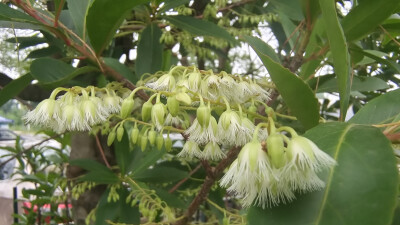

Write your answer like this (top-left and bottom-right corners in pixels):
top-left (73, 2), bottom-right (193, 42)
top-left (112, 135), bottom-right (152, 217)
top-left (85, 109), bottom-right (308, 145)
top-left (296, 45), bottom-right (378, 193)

top-left (146, 73), bottom-right (176, 91)
top-left (102, 89), bottom-right (122, 114)
top-left (202, 141), bottom-right (225, 161)
top-left (23, 98), bottom-right (58, 128)
top-left (185, 117), bottom-right (219, 145)
top-left (217, 109), bottom-right (248, 146)
top-left (177, 140), bottom-right (202, 158)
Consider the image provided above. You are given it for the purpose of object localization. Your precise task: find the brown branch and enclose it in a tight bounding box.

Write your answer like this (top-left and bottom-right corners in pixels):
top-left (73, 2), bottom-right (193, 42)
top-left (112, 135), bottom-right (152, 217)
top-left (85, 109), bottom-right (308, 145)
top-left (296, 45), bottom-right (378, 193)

top-left (95, 134), bottom-right (111, 169)
top-left (169, 163), bottom-right (202, 193)
top-left (174, 146), bottom-right (241, 225)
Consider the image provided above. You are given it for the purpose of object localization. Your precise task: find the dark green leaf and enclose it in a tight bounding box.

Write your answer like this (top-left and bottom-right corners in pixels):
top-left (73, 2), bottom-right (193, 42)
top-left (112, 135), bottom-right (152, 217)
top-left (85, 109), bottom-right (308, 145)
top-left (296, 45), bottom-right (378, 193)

top-left (153, 187), bottom-right (188, 209)
top-left (317, 76), bottom-right (389, 93)
top-left (5, 36), bottom-right (46, 49)
top-left (349, 89), bottom-right (400, 125)
top-left (103, 57), bottom-right (135, 82)
top-left (165, 15), bottom-right (238, 45)
top-left (342, 0), bottom-right (400, 41)
top-left (133, 166), bottom-right (188, 183)
top-left (244, 36), bottom-right (280, 63)
top-left (159, 0), bottom-right (190, 12)
top-left (128, 147), bottom-right (166, 176)
top-left (248, 123), bottom-right (398, 225)
top-left (0, 73), bottom-right (33, 107)
top-left (26, 46), bottom-right (61, 58)
top-left (86, 0), bottom-right (149, 54)
top-left (66, 0), bottom-right (91, 39)
top-left (319, 0), bottom-right (351, 121)
top-left (246, 36), bottom-right (320, 129)
top-left (70, 159), bottom-right (119, 184)
top-left (30, 57), bottom-right (98, 85)
top-left (135, 23), bottom-right (163, 77)
top-left (349, 47), bottom-right (400, 74)
top-left (0, 3), bottom-right (36, 23)
top-left (270, 0), bottom-right (304, 21)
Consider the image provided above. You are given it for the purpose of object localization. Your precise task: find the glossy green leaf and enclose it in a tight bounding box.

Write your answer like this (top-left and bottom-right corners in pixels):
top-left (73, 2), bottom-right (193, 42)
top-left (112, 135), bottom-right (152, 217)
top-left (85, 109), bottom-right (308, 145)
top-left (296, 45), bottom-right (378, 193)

top-left (128, 146), bottom-right (166, 176)
top-left (26, 46), bottom-right (61, 58)
top-left (103, 57), bottom-right (135, 82)
top-left (342, 0), bottom-right (400, 42)
top-left (134, 166), bottom-right (188, 183)
top-left (135, 23), bottom-right (163, 77)
top-left (244, 36), bottom-right (280, 63)
top-left (165, 15), bottom-right (238, 45)
top-left (349, 47), bottom-right (400, 74)
top-left (86, 0), bottom-right (149, 54)
top-left (349, 89), bottom-right (400, 125)
top-left (30, 57), bottom-right (98, 85)
top-left (0, 3), bottom-right (36, 23)
top-left (319, 0), bottom-right (351, 121)
top-left (246, 36), bottom-right (320, 129)
top-left (70, 158), bottom-right (119, 184)
top-left (270, 0), bottom-right (304, 21)
top-left (66, 0), bottom-right (91, 39)
top-left (317, 76), bottom-right (389, 93)
top-left (0, 73), bottom-right (33, 107)
top-left (5, 36), bottom-right (46, 49)
top-left (159, 0), bottom-right (190, 12)
top-left (248, 123), bottom-right (398, 225)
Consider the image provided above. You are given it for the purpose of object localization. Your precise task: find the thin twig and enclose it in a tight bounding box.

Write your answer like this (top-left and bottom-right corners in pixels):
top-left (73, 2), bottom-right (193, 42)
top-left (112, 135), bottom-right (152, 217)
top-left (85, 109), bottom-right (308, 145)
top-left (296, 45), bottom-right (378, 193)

top-left (94, 134), bottom-right (111, 169)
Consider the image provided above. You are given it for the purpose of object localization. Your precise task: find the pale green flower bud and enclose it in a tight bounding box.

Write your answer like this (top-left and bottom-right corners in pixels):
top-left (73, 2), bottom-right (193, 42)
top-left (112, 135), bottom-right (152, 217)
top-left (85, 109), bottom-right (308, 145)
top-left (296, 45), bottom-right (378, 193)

top-left (265, 107), bottom-right (276, 121)
top-left (142, 101), bottom-right (153, 122)
top-left (148, 129), bottom-right (157, 146)
top-left (156, 134), bottom-right (164, 150)
top-left (107, 130), bottom-right (116, 146)
top-left (120, 98), bottom-right (134, 119)
top-left (140, 134), bottom-right (148, 151)
top-left (117, 125), bottom-right (124, 142)
top-left (165, 135), bottom-right (172, 151)
top-left (130, 127), bottom-right (139, 144)
top-left (267, 134), bottom-right (286, 169)
top-left (175, 92), bottom-right (192, 105)
top-left (167, 96), bottom-right (180, 117)
top-left (196, 103), bottom-right (211, 127)
top-left (151, 103), bottom-right (166, 129)
top-left (187, 71), bottom-right (202, 92)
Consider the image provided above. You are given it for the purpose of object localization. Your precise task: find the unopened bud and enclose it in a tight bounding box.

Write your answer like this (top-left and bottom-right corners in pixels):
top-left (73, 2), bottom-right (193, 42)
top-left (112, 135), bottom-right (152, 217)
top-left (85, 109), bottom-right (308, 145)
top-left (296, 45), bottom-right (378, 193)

top-left (140, 134), bottom-right (148, 151)
top-left (148, 129), bottom-right (157, 146)
top-left (197, 104), bottom-right (211, 127)
top-left (130, 127), bottom-right (139, 144)
top-left (107, 130), bottom-right (116, 146)
top-left (117, 125), bottom-right (124, 142)
top-left (165, 135), bottom-right (172, 151)
top-left (120, 98), bottom-right (134, 118)
top-left (156, 134), bottom-right (164, 150)
top-left (142, 101), bottom-right (153, 122)
top-left (167, 96), bottom-right (180, 117)
top-left (267, 134), bottom-right (286, 169)
top-left (151, 103), bottom-right (166, 126)
top-left (175, 92), bottom-right (192, 105)
top-left (265, 106), bottom-right (276, 121)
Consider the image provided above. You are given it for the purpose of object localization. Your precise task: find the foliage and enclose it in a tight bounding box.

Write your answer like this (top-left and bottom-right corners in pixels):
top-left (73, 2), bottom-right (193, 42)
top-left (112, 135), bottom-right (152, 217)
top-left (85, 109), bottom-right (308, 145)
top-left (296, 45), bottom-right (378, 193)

top-left (0, 0), bottom-right (399, 225)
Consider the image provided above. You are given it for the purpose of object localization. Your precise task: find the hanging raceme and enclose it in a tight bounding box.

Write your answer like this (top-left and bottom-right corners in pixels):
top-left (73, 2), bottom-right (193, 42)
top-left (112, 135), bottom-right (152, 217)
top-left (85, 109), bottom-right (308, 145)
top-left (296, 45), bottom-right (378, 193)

top-left (24, 65), bottom-right (336, 208)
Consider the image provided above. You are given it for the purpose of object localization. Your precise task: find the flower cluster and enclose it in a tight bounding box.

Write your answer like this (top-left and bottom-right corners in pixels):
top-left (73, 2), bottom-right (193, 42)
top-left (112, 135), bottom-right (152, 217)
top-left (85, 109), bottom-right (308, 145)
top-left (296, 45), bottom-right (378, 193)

top-left (220, 121), bottom-right (336, 208)
top-left (24, 83), bottom-right (126, 133)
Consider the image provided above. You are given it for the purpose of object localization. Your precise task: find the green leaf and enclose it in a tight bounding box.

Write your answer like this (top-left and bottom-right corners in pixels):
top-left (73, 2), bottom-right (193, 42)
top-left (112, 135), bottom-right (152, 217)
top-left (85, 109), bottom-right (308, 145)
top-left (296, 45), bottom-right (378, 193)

top-left (270, 0), bottom-right (304, 21)
top-left (349, 47), bottom-right (400, 74)
top-left (70, 158), bottom-right (119, 184)
top-left (246, 36), bottom-right (319, 129)
top-left (0, 3), bottom-right (36, 23)
top-left (153, 187), bottom-right (188, 208)
top-left (319, 0), bottom-right (351, 121)
top-left (30, 57), bottom-right (98, 85)
top-left (349, 89), bottom-right (400, 125)
top-left (5, 36), bottom-right (46, 49)
top-left (0, 73), bottom-right (33, 107)
top-left (86, 0), bottom-right (149, 54)
top-left (135, 23), bottom-right (163, 77)
top-left (244, 36), bottom-right (280, 63)
top-left (133, 166), bottom-right (188, 183)
top-left (159, 0), bottom-right (190, 12)
top-left (26, 46), bottom-right (61, 58)
top-left (248, 123), bottom-right (398, 225)
top-left (66, 0), bottom-right (91, 39)
top-left (103, 57), bottom-right (135, 82)
top-left (128, 147), bottom-right (166, 176)
top-left (342, 0), bottom-right (400, 42)
top-left (317, 76), bottom-right (389, 93)
top-left (165, 15), bottom-right (238, 45)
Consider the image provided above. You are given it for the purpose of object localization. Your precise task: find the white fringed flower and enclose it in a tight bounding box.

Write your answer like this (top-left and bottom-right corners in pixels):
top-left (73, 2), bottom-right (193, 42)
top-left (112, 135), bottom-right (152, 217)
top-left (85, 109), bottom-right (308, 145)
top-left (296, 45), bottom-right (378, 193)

top-left (146, 73), bottom-right (176, 91)
top-left (202, 141), bottom-right (225, 161)
top-left (185, 117), bottom-right (219, 145)
top-left (217, 109), bottom-right (248, 146)
top-left (102, 90), bottom-right (122, 114)
top-left (79, 90), bottom-right (108, 126)
top-left (23, 98), bottom-right (58, 128)
top-left (177, 141), bottom-right (202, 158)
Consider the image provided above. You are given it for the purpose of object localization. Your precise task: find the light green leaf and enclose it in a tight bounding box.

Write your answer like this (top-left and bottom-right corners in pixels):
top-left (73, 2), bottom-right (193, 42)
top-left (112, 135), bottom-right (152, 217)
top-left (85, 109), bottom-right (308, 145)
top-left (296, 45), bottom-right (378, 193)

top-left (0, 73), bottom-right (33, 107)
top-left (244, 36), bottom-right (280, 63)
top-left (342, 0), bottom-right (400, 42)
top-left (86, 0), bottom-right (149, 54)
top-left (30, 57), bottom-right (98, 85)
top-left (248, 123), bottom-right (398, 225)
top-left (135, 23), bottom-right (163, 77)
top-left (349, 89), bottom-right (400, 125)
top-left (349, 47), bottom-right (400, 74)
top-left (103, 57), bottom-right (135, 82)
top-left (317, 76), bottom-right (389, 93)
top-left (246, 36), bottom-right (320, 129)
top-left (66, 0), bottom-right (91, 39)
top-left (319, 0), bottom-right (351, 121)
top-left (165, 15), bottom-right (238, 45)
